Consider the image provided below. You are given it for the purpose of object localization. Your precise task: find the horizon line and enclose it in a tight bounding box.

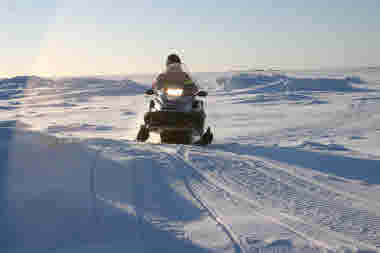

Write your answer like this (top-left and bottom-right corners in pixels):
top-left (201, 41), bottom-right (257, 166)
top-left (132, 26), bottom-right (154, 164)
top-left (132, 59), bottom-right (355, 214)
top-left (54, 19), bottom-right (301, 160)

top-left (1, 65), bottom-right (379, 80)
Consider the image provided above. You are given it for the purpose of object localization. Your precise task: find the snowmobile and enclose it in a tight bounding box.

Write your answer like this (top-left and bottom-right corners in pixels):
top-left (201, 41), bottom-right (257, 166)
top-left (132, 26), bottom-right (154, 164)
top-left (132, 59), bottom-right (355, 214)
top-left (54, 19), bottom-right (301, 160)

top-left (136, 69), bottom-right (213, 145)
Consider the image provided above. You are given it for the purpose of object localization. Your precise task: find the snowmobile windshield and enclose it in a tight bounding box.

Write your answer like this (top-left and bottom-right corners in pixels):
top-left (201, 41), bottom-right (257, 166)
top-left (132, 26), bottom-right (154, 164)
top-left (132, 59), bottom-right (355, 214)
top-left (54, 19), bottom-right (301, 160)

top-left (156, 63), bottom-right (199, 96)
top-left (165, 63), bottom-right (188, 73)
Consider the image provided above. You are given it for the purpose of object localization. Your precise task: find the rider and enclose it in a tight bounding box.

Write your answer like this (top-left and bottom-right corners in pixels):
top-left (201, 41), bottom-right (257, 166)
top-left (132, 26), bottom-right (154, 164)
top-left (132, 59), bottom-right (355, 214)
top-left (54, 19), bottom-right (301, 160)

top-left (152, 54), bottom-right (198, 95)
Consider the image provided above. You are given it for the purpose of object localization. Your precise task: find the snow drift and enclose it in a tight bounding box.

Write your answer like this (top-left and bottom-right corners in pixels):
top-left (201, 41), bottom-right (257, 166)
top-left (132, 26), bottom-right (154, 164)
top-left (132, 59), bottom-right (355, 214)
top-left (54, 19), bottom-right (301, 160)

top-left (0, 76), bottom-right (147, 102)
top-left (0, 122), bottom-right (207, 253)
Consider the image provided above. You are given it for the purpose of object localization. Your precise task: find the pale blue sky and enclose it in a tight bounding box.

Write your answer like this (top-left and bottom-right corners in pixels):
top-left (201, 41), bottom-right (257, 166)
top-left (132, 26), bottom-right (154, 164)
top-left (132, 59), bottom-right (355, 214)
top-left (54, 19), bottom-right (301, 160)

top-left (1, 0), bottom-right (379, 77)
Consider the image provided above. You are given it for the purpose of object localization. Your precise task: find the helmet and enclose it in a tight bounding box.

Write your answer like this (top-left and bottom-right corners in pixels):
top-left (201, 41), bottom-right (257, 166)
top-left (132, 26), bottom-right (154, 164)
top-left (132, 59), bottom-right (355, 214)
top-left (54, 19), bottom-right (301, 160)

top-left (166, 54), bottom-right (181, 66)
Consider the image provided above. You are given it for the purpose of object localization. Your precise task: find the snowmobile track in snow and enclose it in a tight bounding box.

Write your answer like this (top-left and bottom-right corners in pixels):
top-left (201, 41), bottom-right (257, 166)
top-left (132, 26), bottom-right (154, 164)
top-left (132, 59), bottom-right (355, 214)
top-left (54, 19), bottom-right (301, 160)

top-left (162, 146), bottom-right (246, 253)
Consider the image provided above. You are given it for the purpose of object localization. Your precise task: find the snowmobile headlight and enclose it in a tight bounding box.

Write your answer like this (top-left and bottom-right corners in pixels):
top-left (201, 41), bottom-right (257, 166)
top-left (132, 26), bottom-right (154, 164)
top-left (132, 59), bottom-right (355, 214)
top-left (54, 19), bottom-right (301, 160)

top-left (166, 88), bottom-right (183, 96)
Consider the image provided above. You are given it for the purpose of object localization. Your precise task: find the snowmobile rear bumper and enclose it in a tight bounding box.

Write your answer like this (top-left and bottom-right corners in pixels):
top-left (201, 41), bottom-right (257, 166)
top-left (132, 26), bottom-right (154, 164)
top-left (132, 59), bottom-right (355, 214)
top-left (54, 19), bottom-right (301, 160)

top-left (144, 111), bottom-right (205, 133)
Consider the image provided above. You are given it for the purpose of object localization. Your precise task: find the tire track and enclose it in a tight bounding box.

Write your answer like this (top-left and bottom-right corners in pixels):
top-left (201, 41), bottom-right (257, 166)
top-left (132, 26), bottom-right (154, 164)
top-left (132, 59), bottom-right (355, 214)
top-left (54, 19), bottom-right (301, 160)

top-left (184, 177), bottom-right (246, 253)
top-left (155, 145), bottom-right (246, 253)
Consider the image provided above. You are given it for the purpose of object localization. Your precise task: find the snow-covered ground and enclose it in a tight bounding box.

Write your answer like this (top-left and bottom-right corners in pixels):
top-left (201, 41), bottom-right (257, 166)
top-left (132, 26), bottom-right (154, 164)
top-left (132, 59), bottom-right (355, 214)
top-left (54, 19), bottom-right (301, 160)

top-left (1, 67), bottom-right (380, 253)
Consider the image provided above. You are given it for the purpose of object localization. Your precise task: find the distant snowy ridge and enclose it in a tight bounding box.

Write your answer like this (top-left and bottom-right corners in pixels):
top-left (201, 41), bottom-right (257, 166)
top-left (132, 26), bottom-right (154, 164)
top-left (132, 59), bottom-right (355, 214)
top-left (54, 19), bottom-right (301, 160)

top-left (216, 72), bottom-right (368, 92)
top-left (0, 76), bottom-right (54, 89)
top-left (0, 76), bottom-right (55, 100)
top-left (0, 75), bottom-right (147, 101)
top-left (0, 75), bottom-right (146, 91)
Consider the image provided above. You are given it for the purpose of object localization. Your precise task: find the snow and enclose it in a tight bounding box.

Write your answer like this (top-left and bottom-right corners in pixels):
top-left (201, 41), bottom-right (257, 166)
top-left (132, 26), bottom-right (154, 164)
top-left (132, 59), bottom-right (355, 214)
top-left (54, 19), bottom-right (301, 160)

top-left (1, 67), bottom-right (380, 253)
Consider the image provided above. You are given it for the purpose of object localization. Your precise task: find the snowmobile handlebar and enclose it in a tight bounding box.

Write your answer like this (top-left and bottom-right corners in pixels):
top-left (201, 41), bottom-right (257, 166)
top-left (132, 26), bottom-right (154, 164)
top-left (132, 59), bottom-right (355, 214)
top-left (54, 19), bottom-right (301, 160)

top-left (145, 89), bottom-right (155, 95)
top-left (196, 91), bottom-right (208, 97)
